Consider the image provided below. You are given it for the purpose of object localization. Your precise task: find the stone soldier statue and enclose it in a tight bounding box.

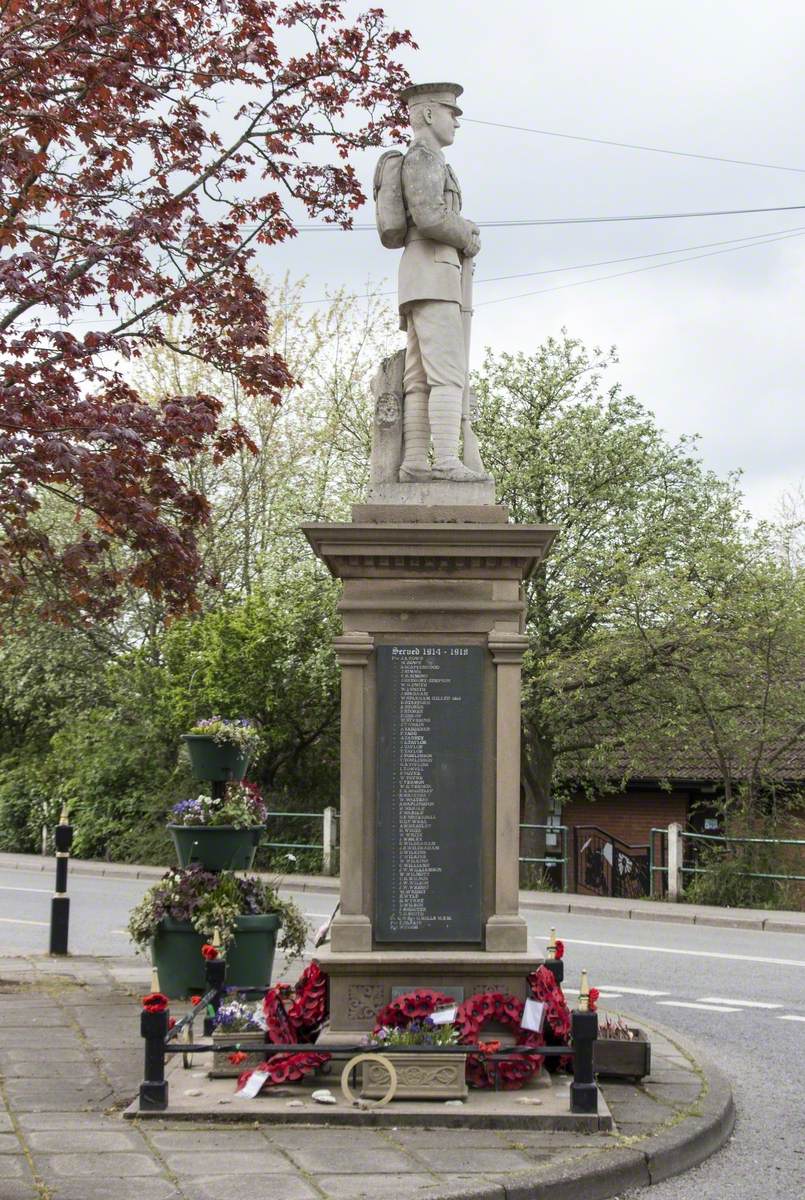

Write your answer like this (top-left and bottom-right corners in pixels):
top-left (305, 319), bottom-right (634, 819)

top-left (373, 81), bottom-right (490, 484)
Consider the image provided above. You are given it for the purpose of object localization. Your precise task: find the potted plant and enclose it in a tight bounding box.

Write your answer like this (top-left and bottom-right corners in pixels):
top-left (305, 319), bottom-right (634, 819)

top-left (209, 996), bottom-right (267, 1077)
top-left (167, 782), bottom-right (267, 870)
top-left (127, 865), bottom-right (307, 997)
top-left (182, 717), bottom-right (260, 782)
top-left (361, 1018), bottom-right (468, 1101)
top-left (594, 1016), bottom-right (652, 1080)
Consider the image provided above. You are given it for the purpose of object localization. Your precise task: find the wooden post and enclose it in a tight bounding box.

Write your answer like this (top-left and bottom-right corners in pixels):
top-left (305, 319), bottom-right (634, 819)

top-left (667, 822), bottom-right (683, 901)
top-left (322, 806), bottom-right (338, 876)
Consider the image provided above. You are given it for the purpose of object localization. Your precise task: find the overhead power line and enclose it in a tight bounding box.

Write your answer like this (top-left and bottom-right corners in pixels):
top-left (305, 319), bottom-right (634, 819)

top-left (294, 223), bottom-right (805, 306)
top-left (290, 204), bottom-right (805, 231)
top-left (14, 224), bottom-right (804, 328)
top-left (474, 226), bottom-right (805, 307)
top-left (462, 117), bottom-right (805, 175)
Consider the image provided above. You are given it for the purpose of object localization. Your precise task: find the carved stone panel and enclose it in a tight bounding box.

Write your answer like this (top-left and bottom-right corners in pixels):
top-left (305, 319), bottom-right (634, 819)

top-left (361, 1052), bottom-right (468, 1100)
top-left (347, 983), bottom-right (386, 1024)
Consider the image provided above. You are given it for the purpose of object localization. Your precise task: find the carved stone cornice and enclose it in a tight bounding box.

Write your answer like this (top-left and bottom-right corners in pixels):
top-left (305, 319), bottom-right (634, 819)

top-left (487, 631), bottom-right (529, 665)
top-left (302, 522), bottom-right (558, 582)
top-left (333, 631), bottom-right (374, 667)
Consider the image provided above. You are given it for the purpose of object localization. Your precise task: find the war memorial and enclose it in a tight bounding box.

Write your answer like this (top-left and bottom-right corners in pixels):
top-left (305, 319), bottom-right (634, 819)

top-left (305, 80), bottom-right (558, 1037)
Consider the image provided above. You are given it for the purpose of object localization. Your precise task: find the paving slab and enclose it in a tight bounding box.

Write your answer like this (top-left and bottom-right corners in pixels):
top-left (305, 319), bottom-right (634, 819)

top-left (314, 1175), bottom-right (451, 1199)
top-left (281, 1141), bottom-right (423, 1174)
top-left (409, 1145), bottom-right (539, 1173)
top-left (45, 1180), bottom-right (181, 1200)
top-left (267, 1126), bottom-right (400, 1150)
top-left (15, 1111), bottom-right (120, 1131)
top-left (0, 1154), bottom-right (32, 1179)
top-left (26, 1128), bottom-right (147, 1152)
top-left (161, 1148), bottom-right (296, 1175)
top-left (35, 1150), bottom-right (165, 1179)
top-left (145, 1128), bottom-right (271, 1152)
top-left (180, 1176), bottom-right (320, 1200)
top-left (0, 1184), bottom-right (39, 1200)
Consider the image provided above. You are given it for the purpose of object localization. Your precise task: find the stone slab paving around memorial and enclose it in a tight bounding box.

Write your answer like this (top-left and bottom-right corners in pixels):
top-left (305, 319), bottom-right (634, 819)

top-left (0, 953), bottom-right (734, 1200)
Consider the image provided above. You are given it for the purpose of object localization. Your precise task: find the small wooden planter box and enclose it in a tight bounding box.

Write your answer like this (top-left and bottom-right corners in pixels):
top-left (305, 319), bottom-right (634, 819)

top-left (361, 1053), bottom-right (468, 1101)
top-left (594, 1029), bottom-right (651, 1080)
top-left (210, 1030), bottom-right (267, 1078)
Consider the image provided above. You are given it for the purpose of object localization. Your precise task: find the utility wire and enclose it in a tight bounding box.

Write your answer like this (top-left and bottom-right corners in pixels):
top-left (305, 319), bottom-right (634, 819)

top-left (297, 223), bottom-right (805, 304)
top-left (286, 203), bottom-right (805, 231)
top-left (12, 224), bottom-right (804, 327)
top-left (474, 227), bottom-right (805, 307)
top-left (462, 117), bottom-right (805, 175)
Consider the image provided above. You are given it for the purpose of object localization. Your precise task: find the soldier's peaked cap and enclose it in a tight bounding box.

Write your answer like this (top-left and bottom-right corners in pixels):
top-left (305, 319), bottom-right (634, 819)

top-left (400, 82), bottom-right (463, 115)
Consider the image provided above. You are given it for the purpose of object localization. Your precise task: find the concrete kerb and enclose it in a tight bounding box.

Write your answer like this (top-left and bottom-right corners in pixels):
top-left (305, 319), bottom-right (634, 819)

top-left (2, 851), bottom-right (802, 933)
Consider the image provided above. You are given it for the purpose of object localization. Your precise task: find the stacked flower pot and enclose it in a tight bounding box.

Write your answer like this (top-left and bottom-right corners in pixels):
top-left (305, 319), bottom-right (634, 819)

top-left (128, 722), bottom-right (293, 998)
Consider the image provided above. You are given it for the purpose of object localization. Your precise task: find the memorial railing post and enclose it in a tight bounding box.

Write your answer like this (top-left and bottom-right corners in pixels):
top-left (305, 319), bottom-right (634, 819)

top-left (139, 1007), bottom-right (169, 1111)
top-left (570, 1008), bottom-right (599, 1114)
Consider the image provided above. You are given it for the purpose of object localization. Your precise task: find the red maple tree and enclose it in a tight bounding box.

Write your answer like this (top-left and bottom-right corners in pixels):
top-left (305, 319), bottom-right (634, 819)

top-left (0, 1), bottom-right (412, 620)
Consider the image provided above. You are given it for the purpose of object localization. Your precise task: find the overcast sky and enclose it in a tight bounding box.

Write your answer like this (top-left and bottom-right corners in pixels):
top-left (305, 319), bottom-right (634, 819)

top-left (264, 0), bottom-right (805, 519)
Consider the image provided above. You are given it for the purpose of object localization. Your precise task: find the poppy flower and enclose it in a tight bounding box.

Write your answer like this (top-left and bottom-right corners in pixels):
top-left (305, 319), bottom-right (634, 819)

top-left (554, 939), bottom-right (565, 960)
top-left (190, 995), bottom-right (202, 1005)
top-left (142, 992), bottom-right (169, 1013)
top-left (228, 1050), bottom-right (247, 1065)
top-left (588, 988), bottom-right (600, 1013)
top-left (201, 944), bottom-right (218, 961)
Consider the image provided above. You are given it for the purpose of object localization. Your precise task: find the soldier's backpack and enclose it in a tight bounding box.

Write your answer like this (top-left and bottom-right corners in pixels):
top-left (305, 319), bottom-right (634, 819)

top-left (373, 150), bottom-right (407, 249)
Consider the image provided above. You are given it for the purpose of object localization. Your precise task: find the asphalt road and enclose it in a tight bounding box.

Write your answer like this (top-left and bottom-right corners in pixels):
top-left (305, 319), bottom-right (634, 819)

top-left (1, 865), bottom-right (803, 1198)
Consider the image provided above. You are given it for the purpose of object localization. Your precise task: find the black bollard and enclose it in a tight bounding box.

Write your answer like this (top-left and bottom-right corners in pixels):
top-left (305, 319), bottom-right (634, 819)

top-left (139, 1007), bottom-right (169, 1111)
top-left (569, 1007), bottom-right (598, 1113)
top-left (203, 954), bottom-right (228, 1036)
top-left (49, 807), bottom-right (73, 955)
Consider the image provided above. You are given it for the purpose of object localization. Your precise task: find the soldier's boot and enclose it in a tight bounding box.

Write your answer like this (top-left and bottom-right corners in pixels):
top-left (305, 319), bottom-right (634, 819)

top-left (430, 386), bottom-right (489, 483)
top-left (399, 389), bottom-right (431, 481)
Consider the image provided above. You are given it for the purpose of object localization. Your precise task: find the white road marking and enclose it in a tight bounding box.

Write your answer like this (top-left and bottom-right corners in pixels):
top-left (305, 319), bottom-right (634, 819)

top-left (0, 885), bottom-right (51, 893)
top-left (658, 1001), bottom-right (741, 1013)
top-left (697, 996), bottom-right (782, 1009)
top-left (0, 916), bottom-right (49, 927)
top-left (597, 985), bottom-right (670, 996)
top-left (531, 934), bottom-right (805, 969)
top-left (596, 992), bottom-right (623, 999)
top-left (777, 1014), bottom-right (805, 1023)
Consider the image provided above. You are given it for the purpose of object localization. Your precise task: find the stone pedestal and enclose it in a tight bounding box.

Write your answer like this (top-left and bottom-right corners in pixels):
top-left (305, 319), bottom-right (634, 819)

top-left (303, 501), bottom-right (557, 1037)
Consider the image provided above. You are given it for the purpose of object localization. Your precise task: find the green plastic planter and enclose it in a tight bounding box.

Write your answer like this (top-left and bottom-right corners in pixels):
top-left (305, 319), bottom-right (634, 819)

top-left (182, 734), bottom-right (251, 782)
top-left (168, 824), bottom-right (263, 871)
top-left (151, 913), bottom-right (280, 998)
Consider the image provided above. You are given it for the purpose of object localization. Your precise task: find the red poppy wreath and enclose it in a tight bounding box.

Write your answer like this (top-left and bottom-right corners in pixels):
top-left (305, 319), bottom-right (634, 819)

top-left (455, 992), bottom-right (544, 1089)
top-left (239, 963), bottom-right (332, 1095)
top-left (373, 988), bottom-right (455, 1033)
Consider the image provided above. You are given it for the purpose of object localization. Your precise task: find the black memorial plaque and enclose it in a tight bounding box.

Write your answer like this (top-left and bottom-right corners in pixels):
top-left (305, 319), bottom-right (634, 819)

top-left (375, 644), bottom-right (483, 942)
